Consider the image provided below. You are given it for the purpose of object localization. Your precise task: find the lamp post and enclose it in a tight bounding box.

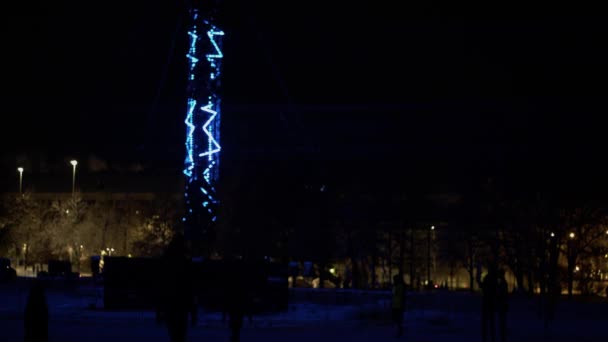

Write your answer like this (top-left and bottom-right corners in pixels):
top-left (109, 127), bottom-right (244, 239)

top-left (17, 167), bottom-right (24, 194)
top-left (567, 232), bottom-right (575, 298)
top-left (70, 160), bottom-right (78, 197)
top-left (428, 225), bottom-right (435, 288)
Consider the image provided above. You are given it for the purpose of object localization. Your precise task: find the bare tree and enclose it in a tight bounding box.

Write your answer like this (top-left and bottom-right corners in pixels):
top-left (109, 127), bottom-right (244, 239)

top-left (1, 193), bottom-right (60, 271)
top-left (130, 196), bottom-right (178, 257)
top-left (559, 205), bottom-right (607, 298)
top-left (2, 193), bottom-right (38, 270)
top-left (48, 193), bottom-right (88, 264)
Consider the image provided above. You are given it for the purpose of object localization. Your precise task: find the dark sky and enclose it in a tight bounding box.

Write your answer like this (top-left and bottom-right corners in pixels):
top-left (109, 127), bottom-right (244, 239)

top-left (1, 1), bottom-right (607, 193)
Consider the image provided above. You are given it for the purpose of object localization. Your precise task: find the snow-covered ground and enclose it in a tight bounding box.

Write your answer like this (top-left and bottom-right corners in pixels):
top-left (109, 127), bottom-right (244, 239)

top-left (1, 279), bottom-right (607, 341)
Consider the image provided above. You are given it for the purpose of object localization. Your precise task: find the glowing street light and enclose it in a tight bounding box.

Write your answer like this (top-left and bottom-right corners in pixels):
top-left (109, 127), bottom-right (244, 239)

top-left (569, 232), bottom-right (575, 239)
top-left (427, 225), bottom-right (436, 286)
top-left (17, 167), bottom-right (24, 194)
top-left (70, 160), bottom-right (78, 196)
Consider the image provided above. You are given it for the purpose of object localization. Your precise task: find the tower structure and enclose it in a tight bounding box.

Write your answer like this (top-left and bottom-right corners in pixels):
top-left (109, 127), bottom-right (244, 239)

top-left (183, 1), bottom-right (224, 245)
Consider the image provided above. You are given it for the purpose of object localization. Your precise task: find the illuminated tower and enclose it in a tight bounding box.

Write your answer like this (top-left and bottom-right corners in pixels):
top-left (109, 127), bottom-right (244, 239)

top-left (183, 1), bottom-right (224, 244)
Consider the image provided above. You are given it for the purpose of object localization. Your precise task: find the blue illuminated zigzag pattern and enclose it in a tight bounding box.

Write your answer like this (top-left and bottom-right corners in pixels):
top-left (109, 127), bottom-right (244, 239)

top-left (198, 103), bottom-right (221, 159)
top-left (186, 31), bottom-right (199, 80)
top-left (183, 98), bottom-right (196, 178)
top-left (184, 23), bottom-right (199, 178)
top-left (199, 24), bottom-right (223, 186)
top-left (183, 9), bottom-right (224, 227)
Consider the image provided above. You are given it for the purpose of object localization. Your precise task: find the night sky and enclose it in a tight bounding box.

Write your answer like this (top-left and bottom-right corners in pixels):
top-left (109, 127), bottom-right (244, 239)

top-left (1, 2), bottom-right (607, 193)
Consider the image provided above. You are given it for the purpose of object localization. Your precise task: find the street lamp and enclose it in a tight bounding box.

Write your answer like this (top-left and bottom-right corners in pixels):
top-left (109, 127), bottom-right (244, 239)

top-left (17, 167), bottom-right (24, 194)
top-left (428, 225), bottom-right (435, 287)
top-left (566, 231), bottom-right (576, 297)
top-left (70, 160), bottom-right (78, 196)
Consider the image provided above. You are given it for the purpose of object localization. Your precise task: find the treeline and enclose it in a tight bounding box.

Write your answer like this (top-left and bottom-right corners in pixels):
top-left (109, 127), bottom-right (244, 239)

top-left (214, 175), bottom-right (608, 297)
top-left (0, 192), bottom-right (178, 272)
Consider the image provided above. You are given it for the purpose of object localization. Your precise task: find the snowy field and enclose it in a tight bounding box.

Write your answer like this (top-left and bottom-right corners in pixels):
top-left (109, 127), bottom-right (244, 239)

top-left (1, 279), bottom-right (607, 341)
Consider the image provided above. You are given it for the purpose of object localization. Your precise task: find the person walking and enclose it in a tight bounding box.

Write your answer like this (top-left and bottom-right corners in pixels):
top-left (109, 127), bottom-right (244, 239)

top-left (223, 260), bottom-right (253, 342)
top-left (480, 264), bottom-right (498, 342)
top-left (24, 279), bottom-right (48, 342)
top-left (158, 234), bottom-right (196, 342)
top-left (496, 268), bottom-right (509, 342)
top-left (391, 273), bottom-right (407, 337)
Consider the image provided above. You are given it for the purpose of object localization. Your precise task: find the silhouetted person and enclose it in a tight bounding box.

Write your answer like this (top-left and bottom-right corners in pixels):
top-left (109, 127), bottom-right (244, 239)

top-left (391, 273), bottom-right (406, 337)
top-left (496, 268), bottom-right (509, 342)
top-left (480, 265), bottom-right (497, 342)
top-left (24, 279), bottom-right (48, 342)
top-left (544, 278), bottom-right (560, 332)
top-left (223, 261), bottom-right (252, 342)
top-left (158, 234), bottom-right (195, 342)
top-left (343, 267), bottom-right (352, 289)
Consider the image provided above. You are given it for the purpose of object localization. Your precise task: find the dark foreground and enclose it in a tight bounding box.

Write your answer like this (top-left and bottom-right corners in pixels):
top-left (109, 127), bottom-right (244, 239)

top-left (0, 310), bottom-right (604, 342)
top-left (1, 280), bottom-right (607, 341)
